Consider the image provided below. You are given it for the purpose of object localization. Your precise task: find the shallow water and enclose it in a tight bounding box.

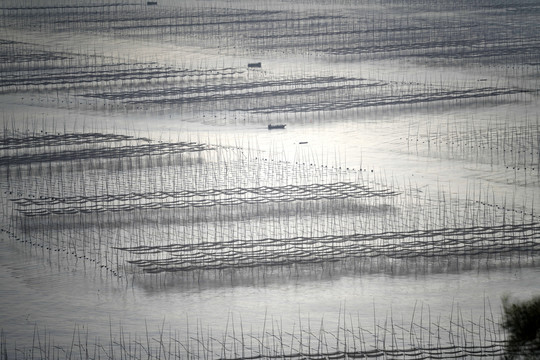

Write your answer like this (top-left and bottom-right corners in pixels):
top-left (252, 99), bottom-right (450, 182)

top-left (1, 233), bottom-right (538, 352)
top-left (1, 0), bottom-right (539, 358)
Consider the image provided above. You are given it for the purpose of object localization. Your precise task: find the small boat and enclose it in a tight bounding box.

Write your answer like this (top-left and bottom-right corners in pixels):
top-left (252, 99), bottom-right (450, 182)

top-left (268, 124), bottom-right (286, 130)
top-left (147, 1), bottom-right (157, 5)
top-left (248, 62), bottom-right (262, 68)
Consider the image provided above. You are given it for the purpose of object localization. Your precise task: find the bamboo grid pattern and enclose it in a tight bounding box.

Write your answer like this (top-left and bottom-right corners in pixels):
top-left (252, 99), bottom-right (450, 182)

top-left (0, 305), bottom-right (513, 359)
top-left (116, 222), bottom-right (540, 273)
top-left (3, 131), bottom-right (539, 276)
top-left (11, 182), bottom-right (399, 215)
top-left (0, 141), bottom-right (213, 166)
top-left (1, 0), bottom-right (539, 357)
top-left (0, 132), bottom-right (151, 150)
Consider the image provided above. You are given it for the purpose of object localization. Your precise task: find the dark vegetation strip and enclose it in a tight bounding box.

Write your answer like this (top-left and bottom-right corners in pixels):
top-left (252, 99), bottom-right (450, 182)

top-left (0, 132), bottom-right (150, 150)
top-left (0, 142), bottom-right (213, 166)
top-left (110, 15), bottom-right (343, 31)
top-left (49, 10), bottom-right (285, 25)
top-left (0, 52), bottom-right (70, 63)
top-left (247, 24), bottom-right (480, 40)
top-left (0, 3), bottom-right (137, 11)
top-left (221, 344), bottom-right (506, 359)
top-left (239, 88), bottom-right (531, 113)
top-left (13, 183), bottom-right (399, 215)
top-left (93, 81), bottom-right (383, 103)
top-left (320, 39), bottom-right (540, 56)
top-left (114, 223), bottom-right (540, 273)
top-left (0, 67), bottom-right (239, 89)
top-left (12, 182), bottom-right (399, 206)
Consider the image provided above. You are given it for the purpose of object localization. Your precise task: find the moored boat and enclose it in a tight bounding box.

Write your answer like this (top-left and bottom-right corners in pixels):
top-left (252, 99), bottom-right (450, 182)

top-left (268, 124), bottom-right (286, 130)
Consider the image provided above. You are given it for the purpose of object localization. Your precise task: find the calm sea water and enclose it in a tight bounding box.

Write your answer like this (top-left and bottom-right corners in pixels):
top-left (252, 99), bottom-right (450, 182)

top-left (1, 0), bottom-right (539, 357)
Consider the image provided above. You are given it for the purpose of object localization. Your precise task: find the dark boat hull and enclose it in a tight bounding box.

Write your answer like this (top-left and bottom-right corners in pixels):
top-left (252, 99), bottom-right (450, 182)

top-left (268, 124), bottom-right (286, 130)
